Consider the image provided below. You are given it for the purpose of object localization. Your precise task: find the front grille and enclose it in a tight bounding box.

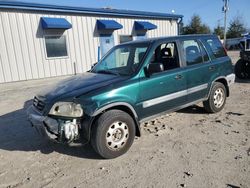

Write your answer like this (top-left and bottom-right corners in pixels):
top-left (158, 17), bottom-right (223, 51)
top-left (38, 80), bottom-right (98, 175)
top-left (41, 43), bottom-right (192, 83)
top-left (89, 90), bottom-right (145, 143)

top-left (33, 96), bottom-right (45, 111)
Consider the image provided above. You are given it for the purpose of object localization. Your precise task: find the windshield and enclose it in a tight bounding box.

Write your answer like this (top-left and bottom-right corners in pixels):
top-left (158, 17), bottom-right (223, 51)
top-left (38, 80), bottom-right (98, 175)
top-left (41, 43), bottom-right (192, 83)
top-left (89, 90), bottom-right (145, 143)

top-left (92, 43), bottom-right (149, 76)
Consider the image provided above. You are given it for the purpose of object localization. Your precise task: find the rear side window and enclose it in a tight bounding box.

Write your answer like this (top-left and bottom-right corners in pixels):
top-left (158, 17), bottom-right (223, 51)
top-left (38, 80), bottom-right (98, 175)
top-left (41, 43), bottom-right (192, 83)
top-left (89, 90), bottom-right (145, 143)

top-left (203, 38), bottom-right (226, 58)
top-left (181, 40), bottom-right (204, 66)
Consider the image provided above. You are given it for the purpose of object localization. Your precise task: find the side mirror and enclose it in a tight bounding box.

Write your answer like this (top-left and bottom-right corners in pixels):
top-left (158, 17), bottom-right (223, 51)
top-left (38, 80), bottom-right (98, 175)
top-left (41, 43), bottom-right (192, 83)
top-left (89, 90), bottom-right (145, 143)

top-left (146, 63), bottom-right (164, 76)
top-left (88, 62), bottom-right (97, 72)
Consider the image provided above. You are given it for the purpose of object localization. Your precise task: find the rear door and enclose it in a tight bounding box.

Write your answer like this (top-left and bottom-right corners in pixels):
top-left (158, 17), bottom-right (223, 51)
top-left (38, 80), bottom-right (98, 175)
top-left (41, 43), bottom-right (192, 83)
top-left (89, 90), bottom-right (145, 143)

top-left (179, 39), bottom-right (212, 103)
top-left (201, 36), bottom-right (231, 78)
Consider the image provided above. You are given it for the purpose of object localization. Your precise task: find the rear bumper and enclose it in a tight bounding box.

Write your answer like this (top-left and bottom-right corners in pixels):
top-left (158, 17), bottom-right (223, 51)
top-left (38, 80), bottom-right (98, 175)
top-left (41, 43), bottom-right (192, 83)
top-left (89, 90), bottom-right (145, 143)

top-left (27, 106), bottom-right (58, 140)
top-left (226, 73), bottom-right (235, 86)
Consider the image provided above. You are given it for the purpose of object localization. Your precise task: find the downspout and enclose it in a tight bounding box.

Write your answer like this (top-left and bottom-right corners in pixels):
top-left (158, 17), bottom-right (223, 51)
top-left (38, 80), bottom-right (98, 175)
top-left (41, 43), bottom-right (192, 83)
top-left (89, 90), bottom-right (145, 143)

top-left (177, 17), bottom-right (183, 35)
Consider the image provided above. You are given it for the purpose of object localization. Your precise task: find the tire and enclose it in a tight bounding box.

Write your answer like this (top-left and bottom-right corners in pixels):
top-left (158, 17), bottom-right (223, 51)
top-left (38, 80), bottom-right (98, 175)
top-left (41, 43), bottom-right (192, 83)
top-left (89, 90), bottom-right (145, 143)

top-left (203, 82), bottom-right (227, 113)
top-left (91, 110), bottom-right (135, 159)
top-left (235, 59), bottom-right (248, 79)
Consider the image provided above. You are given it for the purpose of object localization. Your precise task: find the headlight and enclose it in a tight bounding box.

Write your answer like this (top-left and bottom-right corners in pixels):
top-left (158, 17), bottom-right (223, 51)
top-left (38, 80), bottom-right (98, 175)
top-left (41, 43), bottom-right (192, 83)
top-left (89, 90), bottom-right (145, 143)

top-left (49, 102), bottom-right (83, 117)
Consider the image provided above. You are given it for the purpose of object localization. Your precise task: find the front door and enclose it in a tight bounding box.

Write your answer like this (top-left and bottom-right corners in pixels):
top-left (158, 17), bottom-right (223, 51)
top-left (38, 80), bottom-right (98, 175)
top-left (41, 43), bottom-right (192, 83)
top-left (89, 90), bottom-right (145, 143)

top-left (137, 41), bottom-right (187, 120)
top-left (138, 69), bottom-right (187, 119)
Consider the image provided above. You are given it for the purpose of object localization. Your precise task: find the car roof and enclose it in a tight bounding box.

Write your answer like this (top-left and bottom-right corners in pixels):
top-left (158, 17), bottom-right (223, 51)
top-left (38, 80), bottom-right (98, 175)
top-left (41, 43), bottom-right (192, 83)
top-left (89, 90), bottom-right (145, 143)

top-left (119, 34), bottom-right (218, 46)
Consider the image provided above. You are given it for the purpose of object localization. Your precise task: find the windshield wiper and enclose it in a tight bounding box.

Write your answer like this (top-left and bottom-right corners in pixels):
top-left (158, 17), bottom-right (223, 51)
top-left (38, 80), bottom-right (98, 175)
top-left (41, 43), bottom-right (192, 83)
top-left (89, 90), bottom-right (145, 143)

top-left (96, 70), bottom-right (120, 76)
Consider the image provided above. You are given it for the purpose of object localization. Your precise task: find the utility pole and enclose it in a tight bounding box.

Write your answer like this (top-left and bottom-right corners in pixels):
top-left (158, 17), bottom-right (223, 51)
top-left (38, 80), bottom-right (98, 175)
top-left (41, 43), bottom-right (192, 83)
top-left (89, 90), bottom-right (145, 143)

top-left (222, 0), bottom-right (229, 46)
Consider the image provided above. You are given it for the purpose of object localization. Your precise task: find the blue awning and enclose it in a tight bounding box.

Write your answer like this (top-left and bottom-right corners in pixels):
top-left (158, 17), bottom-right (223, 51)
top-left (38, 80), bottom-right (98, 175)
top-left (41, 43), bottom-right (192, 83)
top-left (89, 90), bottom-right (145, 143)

top-left (134, 21), bottom-right (157, 30)
top-left (41, 17), bottom-right (72, 29)
top-left (96, 20), bottom-right (123, 30)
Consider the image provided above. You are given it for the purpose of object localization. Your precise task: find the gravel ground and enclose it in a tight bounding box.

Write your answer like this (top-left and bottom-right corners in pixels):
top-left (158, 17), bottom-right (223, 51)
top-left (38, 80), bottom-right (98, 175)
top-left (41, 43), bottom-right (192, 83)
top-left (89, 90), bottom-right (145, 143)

top-left (0, 51), bottom-right (249, 188)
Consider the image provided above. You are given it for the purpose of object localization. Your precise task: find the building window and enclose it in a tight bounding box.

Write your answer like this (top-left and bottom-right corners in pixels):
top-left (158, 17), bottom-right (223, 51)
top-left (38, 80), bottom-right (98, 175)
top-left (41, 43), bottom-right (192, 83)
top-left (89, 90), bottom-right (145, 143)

top-left (45, 35), bottom-right (68, 58)
top-left (119, 35), bottom-right (133, 44)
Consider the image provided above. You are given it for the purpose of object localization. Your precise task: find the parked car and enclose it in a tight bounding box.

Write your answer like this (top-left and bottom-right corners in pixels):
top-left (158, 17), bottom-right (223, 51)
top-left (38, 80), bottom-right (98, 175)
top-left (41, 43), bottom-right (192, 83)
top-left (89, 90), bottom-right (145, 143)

top-left (235, 34), bottom-right (250, 79)
top-left (27, 34), bottom-right (235, 159)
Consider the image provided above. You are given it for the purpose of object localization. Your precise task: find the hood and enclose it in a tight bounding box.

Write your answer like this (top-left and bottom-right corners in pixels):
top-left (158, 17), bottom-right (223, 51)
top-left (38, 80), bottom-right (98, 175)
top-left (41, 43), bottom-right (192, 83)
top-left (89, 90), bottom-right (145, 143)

top-left (37, 72), bottom-right (126, 102)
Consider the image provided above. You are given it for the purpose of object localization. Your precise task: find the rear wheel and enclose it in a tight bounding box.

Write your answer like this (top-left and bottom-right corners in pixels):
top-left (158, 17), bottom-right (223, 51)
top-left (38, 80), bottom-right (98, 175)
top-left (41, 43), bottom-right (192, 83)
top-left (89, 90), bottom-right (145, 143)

top-left (235, 59), bottom-right (249, 79)
top-left (203, 82), bottom-right (227, 113)
top-left (91, 110), bottom-right (135, 159)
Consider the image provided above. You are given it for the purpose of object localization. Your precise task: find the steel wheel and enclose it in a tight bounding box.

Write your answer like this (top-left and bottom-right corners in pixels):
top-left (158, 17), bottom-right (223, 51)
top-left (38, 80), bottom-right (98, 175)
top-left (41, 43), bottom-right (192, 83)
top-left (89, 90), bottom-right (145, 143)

top-left (91, 110), bottom-right (135, 159)
top-left (203, 82), bottom-right (227, 113)
top-left (213, 88), bottom-right (225, 108)
top-left (106, 121), bottom-right (129, 150)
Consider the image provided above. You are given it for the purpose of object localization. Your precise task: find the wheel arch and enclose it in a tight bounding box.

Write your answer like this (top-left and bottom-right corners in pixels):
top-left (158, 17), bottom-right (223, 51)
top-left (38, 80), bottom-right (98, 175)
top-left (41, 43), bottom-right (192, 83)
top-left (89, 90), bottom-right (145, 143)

top-left (91, 102), bottom-right (141, 137)
top-left (209, 77), bottom-right (229, 97)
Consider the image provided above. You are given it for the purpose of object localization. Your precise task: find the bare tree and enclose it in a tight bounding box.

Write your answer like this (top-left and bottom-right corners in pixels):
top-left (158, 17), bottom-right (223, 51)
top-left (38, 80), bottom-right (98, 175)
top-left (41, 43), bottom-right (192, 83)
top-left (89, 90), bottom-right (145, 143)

top-left (227, 15), bottom-right (247, 38)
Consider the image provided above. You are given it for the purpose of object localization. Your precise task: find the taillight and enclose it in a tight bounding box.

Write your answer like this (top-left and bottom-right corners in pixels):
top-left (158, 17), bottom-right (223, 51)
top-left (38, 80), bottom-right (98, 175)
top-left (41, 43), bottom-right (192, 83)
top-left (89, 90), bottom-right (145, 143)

top-left (223, 45), bottom-right (228, 55)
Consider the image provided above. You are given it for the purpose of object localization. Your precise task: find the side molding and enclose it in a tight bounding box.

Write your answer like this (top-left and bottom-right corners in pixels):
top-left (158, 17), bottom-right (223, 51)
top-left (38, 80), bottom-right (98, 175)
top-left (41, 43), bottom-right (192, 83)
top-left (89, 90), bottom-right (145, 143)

top-left (142, 83), bottom-right (208, 108)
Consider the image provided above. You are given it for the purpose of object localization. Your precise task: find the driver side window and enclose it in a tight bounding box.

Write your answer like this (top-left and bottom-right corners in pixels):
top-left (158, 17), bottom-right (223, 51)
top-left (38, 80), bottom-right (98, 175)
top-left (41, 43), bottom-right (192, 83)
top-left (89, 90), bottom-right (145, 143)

top-left (150, 42), bottom-right (180, 71)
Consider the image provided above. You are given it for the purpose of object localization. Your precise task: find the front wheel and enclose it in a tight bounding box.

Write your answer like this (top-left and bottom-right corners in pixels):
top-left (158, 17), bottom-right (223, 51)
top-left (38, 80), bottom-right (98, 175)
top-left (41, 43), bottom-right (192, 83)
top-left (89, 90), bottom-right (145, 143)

top-left (91, 110), bottom-right (135, 159)
top-left (203, 82), bottom-right (227, 113)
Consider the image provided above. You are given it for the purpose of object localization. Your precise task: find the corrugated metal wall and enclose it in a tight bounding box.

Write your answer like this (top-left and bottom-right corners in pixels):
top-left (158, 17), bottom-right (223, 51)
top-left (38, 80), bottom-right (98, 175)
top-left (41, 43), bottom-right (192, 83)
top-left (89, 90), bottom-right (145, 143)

top-left (0, 9), bottom-right (178, 83)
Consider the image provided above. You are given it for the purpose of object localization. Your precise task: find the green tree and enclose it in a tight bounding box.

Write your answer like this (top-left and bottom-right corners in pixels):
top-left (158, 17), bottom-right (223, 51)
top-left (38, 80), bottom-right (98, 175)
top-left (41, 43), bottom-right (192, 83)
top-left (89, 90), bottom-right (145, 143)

top-left (226, 16), bottom-right (247, 38)
top-left (183, 14), bottom-right (211, 34)
top-left (213, 25), bottom-right (224, 39)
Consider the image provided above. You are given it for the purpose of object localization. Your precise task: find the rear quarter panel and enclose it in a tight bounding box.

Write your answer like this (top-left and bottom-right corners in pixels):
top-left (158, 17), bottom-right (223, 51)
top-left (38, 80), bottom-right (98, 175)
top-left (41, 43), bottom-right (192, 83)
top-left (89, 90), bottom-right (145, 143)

top-left (201, 37), bottom-right (234, 94)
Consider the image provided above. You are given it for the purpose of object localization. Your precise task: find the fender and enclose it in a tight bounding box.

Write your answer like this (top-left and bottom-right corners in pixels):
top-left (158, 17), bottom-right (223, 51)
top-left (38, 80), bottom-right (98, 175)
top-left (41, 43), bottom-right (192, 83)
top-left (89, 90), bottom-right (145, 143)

top-left (207, 74), bottom-right (235, 99)
top-left (92, 102), bottom-right (138, 119)
top-left (83, 102), bottom-right (141, 142)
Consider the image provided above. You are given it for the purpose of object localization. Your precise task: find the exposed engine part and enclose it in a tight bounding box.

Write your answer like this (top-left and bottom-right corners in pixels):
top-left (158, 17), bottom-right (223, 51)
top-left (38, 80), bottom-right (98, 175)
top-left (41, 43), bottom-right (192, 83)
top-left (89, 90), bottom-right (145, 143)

top-left (64, 119), bottom-right (79, 141)
top-left (58, 119), bottom-right (79, 143)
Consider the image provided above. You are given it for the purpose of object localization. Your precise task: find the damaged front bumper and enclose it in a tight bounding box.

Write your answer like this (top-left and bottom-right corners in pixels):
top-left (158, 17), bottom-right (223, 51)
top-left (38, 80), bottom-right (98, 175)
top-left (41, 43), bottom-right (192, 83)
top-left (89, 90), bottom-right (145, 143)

top-left (27, 106), bottom-right (80, 143)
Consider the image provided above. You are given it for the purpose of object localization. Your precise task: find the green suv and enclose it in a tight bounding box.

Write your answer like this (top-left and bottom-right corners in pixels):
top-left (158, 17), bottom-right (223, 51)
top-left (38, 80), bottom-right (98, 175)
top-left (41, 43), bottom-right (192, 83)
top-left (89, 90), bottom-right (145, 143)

top-left (27, 35), bottom-right (235, 158)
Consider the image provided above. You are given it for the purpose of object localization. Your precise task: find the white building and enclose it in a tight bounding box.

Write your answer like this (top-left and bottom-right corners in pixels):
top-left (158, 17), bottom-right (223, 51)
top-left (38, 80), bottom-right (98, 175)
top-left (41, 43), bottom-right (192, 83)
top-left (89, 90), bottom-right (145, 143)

top-left (0, 1), bottom-right (183, 83)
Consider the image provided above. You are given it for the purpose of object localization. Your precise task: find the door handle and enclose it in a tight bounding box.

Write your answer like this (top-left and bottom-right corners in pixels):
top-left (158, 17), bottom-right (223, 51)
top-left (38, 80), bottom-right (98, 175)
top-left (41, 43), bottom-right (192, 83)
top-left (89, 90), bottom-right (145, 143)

top-left (175, 74), bottom-right (183, 80)
top-left (209, 66), bottom-right (215, 71)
